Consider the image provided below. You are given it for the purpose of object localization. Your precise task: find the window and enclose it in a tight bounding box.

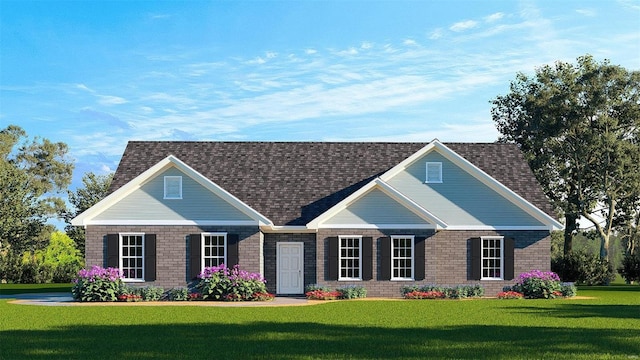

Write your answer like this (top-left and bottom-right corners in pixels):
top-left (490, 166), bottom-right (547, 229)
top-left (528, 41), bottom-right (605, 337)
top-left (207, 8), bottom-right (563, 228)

top-left (481, 236), bottom-right (503, 280)
top-left (425, 162), bottom-right (442, 183)
top-left (120, 233), bottom-right (144, 281)
top-left (338, 236), bottom-right (362, 280)
top-left (164, 176), bottom-right (182, 199)
top-left (202, 233), bottom-right (227, 269)
top-left (391, 235), bottom-right (414, 280)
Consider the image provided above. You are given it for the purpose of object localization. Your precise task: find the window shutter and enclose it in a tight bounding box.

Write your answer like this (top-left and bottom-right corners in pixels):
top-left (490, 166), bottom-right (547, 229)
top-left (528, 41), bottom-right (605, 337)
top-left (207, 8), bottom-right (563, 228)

top-left (144, 234), bottom-right (157, 281)
top-left (227, 234), bottom-right (239, 267)
top-left (380, 237), bottom-right (391, 280)
top-left (470, 237), bottom-right (481, 280)
top-left (327, 237), bottom-right (338, 281)
top-left (106, 234), bottom-right (119, 268)
top-left (189, 234), bottom-right (202, 279)
top-left (362, 237), bottom-right (373, 281)
top-left (414, 236), bottom-right (426, 281)
top-left (504, 237), bottom-right (515, 280)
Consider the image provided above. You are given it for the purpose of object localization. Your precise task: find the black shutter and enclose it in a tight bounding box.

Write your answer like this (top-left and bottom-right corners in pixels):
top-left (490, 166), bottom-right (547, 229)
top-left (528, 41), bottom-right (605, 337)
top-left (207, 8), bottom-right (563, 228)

top-left (327, 237), bottom-right (338, 281)
top-left (414, 236), bottom-right (426, 281)
top-left (144, 234), bottom-right (156, 281)
top-left (106, 234), bottom-right (119, 268)
top-left (504, 237), bottom-right (515, 280)
top-left (380, 237), bottom-right (391, 280)
top-left (470, 237), bottom-right (482, 280)
top-left (362, 237), bottom-right (373, 281)
top-left (227, 234), bottom-right (239, 267)
top-left (189, 233), bottom-right (201, 279)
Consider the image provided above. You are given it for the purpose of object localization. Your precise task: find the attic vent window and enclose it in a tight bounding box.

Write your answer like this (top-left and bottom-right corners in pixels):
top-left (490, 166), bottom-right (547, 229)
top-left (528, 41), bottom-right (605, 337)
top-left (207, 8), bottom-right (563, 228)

top-left (425, 162), bottom-right (442, 183)
top-left (164, 176), bottom-right (182, 199)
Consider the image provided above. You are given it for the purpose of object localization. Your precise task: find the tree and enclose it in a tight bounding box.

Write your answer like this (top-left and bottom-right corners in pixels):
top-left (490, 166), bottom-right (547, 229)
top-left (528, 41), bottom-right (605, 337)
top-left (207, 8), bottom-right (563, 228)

top-left (0, 125), bottom-right (74, 254)
top-left (63, 172), bottom-right (113, 255)
top-left (491, 55), bottom-right (640, 261)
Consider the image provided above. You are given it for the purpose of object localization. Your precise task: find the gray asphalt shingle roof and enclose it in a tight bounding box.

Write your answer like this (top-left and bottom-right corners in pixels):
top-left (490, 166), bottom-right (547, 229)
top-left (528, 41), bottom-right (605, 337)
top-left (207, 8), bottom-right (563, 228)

top-left (110, 142), bottom-right (556, 226)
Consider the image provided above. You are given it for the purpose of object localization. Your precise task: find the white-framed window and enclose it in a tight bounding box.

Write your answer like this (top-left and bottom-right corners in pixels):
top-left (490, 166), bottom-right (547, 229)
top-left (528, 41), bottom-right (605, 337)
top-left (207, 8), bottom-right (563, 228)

top-left (481, 236), bottom-right (503, 280)
top-left (338, 236), bottom-right (362, 280)
top-left (426, 162), bottom-right (443, 183)
top-left (120, 233), bottom-right (144, 281)
top-left (164, 176), bottom-right (182, 199)
top-left (202, 233), bottom-right (227, 269)
top-left (391, 235), bottom-right (414, 280)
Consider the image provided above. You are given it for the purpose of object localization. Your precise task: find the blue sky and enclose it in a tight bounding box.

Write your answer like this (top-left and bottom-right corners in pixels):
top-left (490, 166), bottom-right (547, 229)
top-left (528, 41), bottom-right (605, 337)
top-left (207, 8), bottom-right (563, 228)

top-left (1, 0), bottom-right (639, 193)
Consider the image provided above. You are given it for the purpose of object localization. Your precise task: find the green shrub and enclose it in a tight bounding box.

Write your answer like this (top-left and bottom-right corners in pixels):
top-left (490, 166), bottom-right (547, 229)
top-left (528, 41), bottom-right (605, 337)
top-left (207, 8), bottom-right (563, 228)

top-left (166, 287), bottom-right (189, 301)
top-left (121, 285), bottom-right (165, 301)
top-left (195, 264), bottom-right (269, 301)
top-left (337, 285), bottom-right (367, 299)
top-left (305, 284), bottom-right (331, 292)
top-left (72, 266), bottom-right (123, 302)
top-left (401, 284), bottom-right (484, 299)
top-left (561, 282), bottom-right (577, 297)
top-left (0, 251), bottom-right (23, 283)
top-left (552, 250), bottom-right (616, 285)
top-left (618, 252), bottom-right (640, 284)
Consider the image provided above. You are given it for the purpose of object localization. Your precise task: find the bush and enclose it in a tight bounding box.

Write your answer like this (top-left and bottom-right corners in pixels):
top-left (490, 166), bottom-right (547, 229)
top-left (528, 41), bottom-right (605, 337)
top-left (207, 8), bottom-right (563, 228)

top-left (619, 252), bottom-right (640, 284)
top-left (72, 266), bottom-right (123, 302)
top-left (166, 287), bottom-right (189, 301)
top-left (305, 289), bottom-right (341, 300)
top-left (511, 270), bottom-right (562, 299)
top-left (552, 250), bottom-right (616, 285)
top-left (305, 284), bottom-right (331, 292)
top-left (404, 290), bottom-right (445, 299)
top-left (0, 251), bottom-right (23, 283)
top-left (121, 285), bottom-right (165, 301)
top-left (401, 284), bottom-right (484, 299)
top-left (195, 264), bottom-right (270, 301)
top-left (560, 282), bottom-right (577, 297)
top-left (336, 285), bottom-right (367, 299)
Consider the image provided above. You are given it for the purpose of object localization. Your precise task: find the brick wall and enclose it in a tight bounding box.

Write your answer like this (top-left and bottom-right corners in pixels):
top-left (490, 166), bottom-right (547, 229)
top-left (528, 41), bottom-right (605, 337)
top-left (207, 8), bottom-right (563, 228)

top-left (316, 229), bottom-right (550, 297)
top-left (85, 225), bottom-right (260, 289)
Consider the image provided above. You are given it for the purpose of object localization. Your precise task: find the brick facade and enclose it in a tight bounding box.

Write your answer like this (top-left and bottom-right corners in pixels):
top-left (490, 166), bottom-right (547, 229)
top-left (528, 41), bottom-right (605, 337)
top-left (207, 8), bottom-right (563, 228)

top-left (85, 226), bottom-right (549, 296)
top-left (85, 225), bottom-right (260, 289)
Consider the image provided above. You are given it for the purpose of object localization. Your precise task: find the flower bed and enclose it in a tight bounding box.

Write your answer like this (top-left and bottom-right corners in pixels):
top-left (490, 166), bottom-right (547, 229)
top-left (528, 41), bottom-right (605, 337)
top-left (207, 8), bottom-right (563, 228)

top-left (195, 264), bottom-right (274, 301)
top-left (404, 290), bottom-right (445, 299)
top-left (504, 270), bottom-right (577, 299)
top-left (497, 291), bottom-right (524, 299)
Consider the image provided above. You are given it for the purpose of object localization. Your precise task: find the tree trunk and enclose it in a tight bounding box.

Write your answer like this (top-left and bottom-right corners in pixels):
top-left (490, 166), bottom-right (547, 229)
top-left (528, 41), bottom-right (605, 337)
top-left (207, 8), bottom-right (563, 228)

top-left (563, 213), bottom-right (578, 255)
top-left (600, 234), bottom-right (610, 261)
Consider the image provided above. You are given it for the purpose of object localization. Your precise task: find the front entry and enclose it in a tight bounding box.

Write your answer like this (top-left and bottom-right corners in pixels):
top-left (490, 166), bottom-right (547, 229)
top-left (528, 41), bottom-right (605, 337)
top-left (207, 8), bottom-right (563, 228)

top-left (276, 242), bottom-right (304, 294)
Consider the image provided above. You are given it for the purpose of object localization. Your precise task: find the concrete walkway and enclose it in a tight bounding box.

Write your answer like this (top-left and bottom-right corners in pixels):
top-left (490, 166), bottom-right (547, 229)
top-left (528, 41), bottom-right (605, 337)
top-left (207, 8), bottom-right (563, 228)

top-left (0, 292), bottom-right (313, 307)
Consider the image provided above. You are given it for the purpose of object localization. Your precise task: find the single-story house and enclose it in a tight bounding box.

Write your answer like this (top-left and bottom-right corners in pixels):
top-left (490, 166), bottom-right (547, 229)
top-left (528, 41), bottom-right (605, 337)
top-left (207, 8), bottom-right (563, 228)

top-left (72, 140), bottom-right (562, 297)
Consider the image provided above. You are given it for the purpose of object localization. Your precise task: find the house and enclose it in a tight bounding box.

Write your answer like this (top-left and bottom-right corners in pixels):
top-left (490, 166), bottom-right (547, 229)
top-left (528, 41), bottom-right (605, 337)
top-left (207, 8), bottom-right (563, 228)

top-left (72, 140), bottom-right (562, 297)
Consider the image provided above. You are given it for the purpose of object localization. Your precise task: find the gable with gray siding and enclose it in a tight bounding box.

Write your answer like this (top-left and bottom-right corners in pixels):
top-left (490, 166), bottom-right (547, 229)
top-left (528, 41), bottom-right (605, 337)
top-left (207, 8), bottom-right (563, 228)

top-left (94, 167), bottom-right (254, 222)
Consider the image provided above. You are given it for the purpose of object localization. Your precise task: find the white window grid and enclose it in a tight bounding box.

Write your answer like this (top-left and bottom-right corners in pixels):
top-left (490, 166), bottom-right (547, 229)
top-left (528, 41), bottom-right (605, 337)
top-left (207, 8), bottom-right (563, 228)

top-left (202, 233), bottom-right (227, 269)
top-left (120, 233), bottom-right (144, 281)
top-left (482, 236), bottom-right (503, 280)
top-left (426, 162), bottom-right (443, 183)
top-left (392, 236), bottom-right (414, 280)
top-left (339, 236), bottom-right (362, 280)
top-left (164, 176), bottom-right (182, 199)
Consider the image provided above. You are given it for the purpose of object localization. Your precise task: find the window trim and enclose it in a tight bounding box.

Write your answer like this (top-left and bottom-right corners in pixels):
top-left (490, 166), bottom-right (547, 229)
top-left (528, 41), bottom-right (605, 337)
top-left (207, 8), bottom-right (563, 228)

top-left (338, 235), bottom-right (362, 281)
top-left (481, 236), bottom-right (504, 280)
top-left (119, 232), bottom-right (145, 283)
top-left (201, 232), bottom-right (227, 271)
top-left (391, 235), bottom-right (415, 281)
top-left (164, 176), bottom-right (183, 199)
top-left (425, 162), bottom-right (443, 183)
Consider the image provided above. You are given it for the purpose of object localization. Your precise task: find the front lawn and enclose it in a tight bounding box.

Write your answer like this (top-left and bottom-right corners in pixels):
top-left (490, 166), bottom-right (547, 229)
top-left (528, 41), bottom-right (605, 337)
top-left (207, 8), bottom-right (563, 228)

top-left (0, 286), bottom-right (638, 359)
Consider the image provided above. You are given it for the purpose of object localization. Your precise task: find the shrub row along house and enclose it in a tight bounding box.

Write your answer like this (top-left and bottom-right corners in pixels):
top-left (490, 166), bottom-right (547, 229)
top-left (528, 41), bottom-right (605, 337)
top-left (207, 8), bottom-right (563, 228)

top-left (72, 140), bottom-right (562, 297)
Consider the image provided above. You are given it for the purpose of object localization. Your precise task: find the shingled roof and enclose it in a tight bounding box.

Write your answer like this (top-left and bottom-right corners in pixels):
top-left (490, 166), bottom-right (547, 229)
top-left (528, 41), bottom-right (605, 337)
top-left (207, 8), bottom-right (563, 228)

top-left (110, 142), bottom-right (556, 226)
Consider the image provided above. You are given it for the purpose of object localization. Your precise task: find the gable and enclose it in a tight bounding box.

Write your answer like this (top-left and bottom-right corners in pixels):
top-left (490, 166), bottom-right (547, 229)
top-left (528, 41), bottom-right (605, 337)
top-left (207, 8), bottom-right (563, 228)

top-left (93, 167), bottom-right (254, 222)
top-left (321, 188), bottom-right (433, 228)
top-left (386, 149), bottom-right (547, 227)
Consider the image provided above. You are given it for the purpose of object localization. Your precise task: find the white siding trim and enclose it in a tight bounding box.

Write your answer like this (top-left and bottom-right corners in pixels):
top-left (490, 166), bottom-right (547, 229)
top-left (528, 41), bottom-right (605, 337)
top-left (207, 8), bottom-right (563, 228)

top-left (85, 220), bottom-right (258, 226)
top-left (445, 225), bottom-right (554, 231)
top-left (319, 223), bottom-right (436, 229)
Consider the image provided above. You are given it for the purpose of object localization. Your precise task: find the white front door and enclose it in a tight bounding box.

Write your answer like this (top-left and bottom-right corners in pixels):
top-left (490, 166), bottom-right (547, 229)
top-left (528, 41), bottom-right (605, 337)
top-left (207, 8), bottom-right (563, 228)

top-left (276, 242), bottom-right (304, 294)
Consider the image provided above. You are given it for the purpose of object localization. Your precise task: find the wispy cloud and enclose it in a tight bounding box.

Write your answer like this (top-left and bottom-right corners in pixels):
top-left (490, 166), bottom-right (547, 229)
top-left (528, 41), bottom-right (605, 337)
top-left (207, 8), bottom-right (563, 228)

top-left (450, 20), bottom-right (478, 32)
top-left (484, 12), bottom-right (505, 22)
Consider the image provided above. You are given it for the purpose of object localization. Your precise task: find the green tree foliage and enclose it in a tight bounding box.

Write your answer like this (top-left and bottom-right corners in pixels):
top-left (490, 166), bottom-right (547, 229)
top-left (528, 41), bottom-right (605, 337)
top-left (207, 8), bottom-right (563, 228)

top-left (63, 172), bottom-right (113, 255)
top-left (491, 55), bottom-right (640, 260)
top-left (0, 125), bottom-right (74, 254)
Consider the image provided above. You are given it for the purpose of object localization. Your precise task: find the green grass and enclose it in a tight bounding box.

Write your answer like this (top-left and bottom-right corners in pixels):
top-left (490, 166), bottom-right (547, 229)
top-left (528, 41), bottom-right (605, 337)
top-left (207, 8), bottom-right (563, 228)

top-left (0, 286), bottom-right (639, 359)
top-left (0, 283), bottom-right (72, 295)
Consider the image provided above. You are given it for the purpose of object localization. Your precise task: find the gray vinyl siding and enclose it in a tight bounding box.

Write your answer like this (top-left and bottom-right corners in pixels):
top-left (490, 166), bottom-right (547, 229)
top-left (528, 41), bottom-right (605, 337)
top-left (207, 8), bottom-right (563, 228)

top-left (94, 167), bottom-right (254, 221)
top-left (324, 188), bottom-right (430, 225)
top-left (386, 151), bottom-right (545, 227)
